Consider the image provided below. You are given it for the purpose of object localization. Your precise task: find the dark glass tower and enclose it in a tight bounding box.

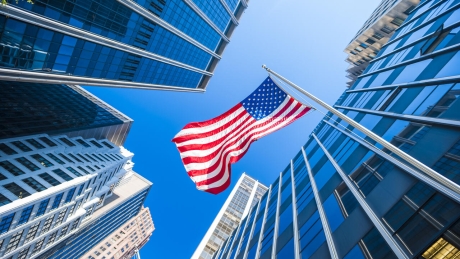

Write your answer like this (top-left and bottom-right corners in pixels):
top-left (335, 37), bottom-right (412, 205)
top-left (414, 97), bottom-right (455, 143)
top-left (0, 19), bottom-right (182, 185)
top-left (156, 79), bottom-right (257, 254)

top-left (0, 81), bottom-right (132, 145)
top-left (0, 0), bottom-right (248, 91)
top-left (213, 0), bottom-right (460, 258)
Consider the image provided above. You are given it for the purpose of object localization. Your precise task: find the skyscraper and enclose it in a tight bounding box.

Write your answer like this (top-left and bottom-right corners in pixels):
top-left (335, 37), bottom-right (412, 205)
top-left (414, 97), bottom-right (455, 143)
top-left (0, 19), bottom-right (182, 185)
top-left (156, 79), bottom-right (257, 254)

top-left (0, 133), bottom-right (144, 259)
top-left (213, 0), bottom-right (460, 258)
top-left (344, 0), bottom-right (420, 87)
top-left (81, 206), bottom-right (154, 259)
top-left (193, 173), bottom-right (268, 259)
top-left (39, 171), bottom-right (152, 259)
top-left (0, 81), bottom-right (133, 146)
top-left (0, 0), bottom-right (249, 91)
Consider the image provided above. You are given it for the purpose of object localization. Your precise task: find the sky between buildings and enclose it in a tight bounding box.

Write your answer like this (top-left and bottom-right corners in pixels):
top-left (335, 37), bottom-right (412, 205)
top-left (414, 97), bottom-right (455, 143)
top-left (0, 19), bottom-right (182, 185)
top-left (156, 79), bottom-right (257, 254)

top-left (85, 0), bottom-right (382, 257)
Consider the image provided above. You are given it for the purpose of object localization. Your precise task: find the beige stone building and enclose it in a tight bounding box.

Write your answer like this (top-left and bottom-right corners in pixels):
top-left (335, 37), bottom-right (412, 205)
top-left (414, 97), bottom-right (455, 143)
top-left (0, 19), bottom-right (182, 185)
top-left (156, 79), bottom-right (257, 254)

top-left (344, 0), bottom-right (420, 87)
top-left (82, 207), bottom-right (154, 259)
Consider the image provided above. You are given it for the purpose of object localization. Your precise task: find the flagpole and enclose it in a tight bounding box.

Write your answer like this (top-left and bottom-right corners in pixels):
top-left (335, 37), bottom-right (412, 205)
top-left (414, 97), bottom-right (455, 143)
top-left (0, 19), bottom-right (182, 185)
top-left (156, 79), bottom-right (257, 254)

top-left (262, 64), bottom-right (460, 197)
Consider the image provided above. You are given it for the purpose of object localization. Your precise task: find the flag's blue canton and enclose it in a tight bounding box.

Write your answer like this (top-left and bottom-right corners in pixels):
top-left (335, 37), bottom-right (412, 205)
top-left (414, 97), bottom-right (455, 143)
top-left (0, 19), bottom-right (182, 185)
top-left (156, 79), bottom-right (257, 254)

top-left (241, 77), bottom-right (287, 121)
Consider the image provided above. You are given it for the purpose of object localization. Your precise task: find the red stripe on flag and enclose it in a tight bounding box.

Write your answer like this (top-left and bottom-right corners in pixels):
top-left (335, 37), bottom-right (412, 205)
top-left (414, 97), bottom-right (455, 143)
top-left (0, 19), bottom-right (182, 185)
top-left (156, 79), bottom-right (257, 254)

top-left (195, 105), bottom-right (311, 193)
top-left (187, 102), bottom-right (305, 178)
top-left (182, 99), bottom-right (297, 165)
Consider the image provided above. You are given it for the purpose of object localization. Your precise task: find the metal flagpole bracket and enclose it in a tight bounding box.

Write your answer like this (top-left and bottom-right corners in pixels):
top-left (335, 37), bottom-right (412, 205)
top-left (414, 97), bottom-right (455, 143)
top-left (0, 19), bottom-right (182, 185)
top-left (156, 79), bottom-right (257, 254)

top-left (261, 64), bottom-right (460, 197)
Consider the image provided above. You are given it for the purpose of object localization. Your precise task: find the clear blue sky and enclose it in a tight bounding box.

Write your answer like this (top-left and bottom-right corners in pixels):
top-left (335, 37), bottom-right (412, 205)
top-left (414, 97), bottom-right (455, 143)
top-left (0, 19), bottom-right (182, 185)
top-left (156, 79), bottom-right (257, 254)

top-left (85, 0), bottom-right (381, 258)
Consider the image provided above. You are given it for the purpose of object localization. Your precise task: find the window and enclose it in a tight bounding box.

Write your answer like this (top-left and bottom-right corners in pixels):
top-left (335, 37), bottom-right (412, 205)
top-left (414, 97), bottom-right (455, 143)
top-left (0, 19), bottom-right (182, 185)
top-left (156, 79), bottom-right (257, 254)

top-left (359, 43), bottom-right (368, 49)
top-left (85, 154), bottom-right (98, 162)
top-left (52, 169), bottom-right (73, 181)
top-left (391, 17), bottom-right (404, 26)
top-left (47, 153), bottom-right (65, 165)
top-left (68, 204), bottom-right (76, 216)
top-left (90, 140), bottom-right (103, 148)
top-left (105, 242), bottom-right (111, 247)
top-left (31, 237), bottom-right (45, 255)
top-left (17, 246), bottom-right (30, 259)
top-left (361, 228), bottom-right (395, 258)
top-left (0, 194), bottom-right (11, 206)
top-left (5, 230), bottom-right (24, 253)
top-left (4, 182), bottom-right (31, 198)
top-left (59, 153), bottom-right (74, 163)
top-left (11, 141), bottom-right (32, 152)
top-left (31, 154), bottom-right (54, 167)
top-left (404, 5), bottom-right (416, 15)
top-left (76, 139), bottom-right (91, 148)
top-left (95, 251), bottom-right (101, 256)
top-left (298, 212), bottom-right (325, 259)
top-left (39, 173), bottom-right (61, 186)
top-left (102, 141), bottom-right (114, 149)
top-left (0, 213), bottom-right (15, 234)
top-left (66, 167), bottom-right (83, 177)
top-left (39, 137), bottom-right (57, 147)
top-left (51, 193), bottom-right (64, 210)
top-left (15, 157), bottom-right (40, 171)
top-left (365, 38), bottom-right (376, 45)
top-left (68, 154), bottom-right (82, 163)
top-left (92, 154), bottom-right (104, 162)
top-left (86, 166), bottom-right (95, 172)
top-left (336, 184), bottom-right (359, 217)
top-left (98, 194), bottom-right (106, 205)
top-left (420, 27), bottom-right (460, 55)
top-left (77, 166), bottom-right (90, 175)
top-left (45, 231), bottom-right (57, 247)
top-left (381, 25), bottom-right (394, 34)
top-left (59, 138), bottom-right (76, 147)
top-left (41, 215), bottom-right (55, 233)
top-left (77, 184), bottom-right (85, 196)
top-left (103, 154), bottom-right (116, 161)
top-left (26, 139), bottom-right (45, 149)
top-left (77, 154), bottom-right (90, 162)
top-left (64, 188), bottom-right (76, 203)
top-left (58, 225), bottom-right (69, 239)
top-left (0, 161), bottom-right (25, 176)
top-left (0, 143), bottom-right (17, 155)
top-left (36, 199), bottom-right (50, 217)
top-left (32, 237), bottom-right (45, 255)
top-left (18, 205), bottom-right (34, 225)
top-left (100, 246), bottom-right (106, 251)
top-left (98, 154), bottom-right (110, 162)
top-left (71, 218), bottom-right (80, 231)
top-left (55, 209), bottom-right (68, 226)
top-left (85, 206), bottom-right (94, 219)
top-left (25, 222), bottom-right (41, 243)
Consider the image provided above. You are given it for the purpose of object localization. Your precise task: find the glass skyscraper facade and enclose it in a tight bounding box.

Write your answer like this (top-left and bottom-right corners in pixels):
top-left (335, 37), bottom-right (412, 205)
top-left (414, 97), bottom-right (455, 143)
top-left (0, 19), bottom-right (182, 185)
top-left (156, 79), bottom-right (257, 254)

top-left (0, 81), bottom-right (133, 146)
top-left (213, 0), bottom-right (460, 258)
top-left (0, 0), bottom-right (249, 91)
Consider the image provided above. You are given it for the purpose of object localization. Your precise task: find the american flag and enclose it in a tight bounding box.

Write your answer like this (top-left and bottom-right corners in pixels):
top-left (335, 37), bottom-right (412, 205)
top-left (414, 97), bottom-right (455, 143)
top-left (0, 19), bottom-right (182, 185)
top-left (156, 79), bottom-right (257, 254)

top-left (172, 77), bottom-right (312, 194)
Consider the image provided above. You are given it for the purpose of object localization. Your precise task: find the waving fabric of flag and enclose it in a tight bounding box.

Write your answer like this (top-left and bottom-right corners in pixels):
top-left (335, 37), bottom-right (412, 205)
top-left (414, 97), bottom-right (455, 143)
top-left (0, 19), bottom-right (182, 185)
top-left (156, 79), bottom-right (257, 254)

top-left (172, 77), bottom-right (312, 194)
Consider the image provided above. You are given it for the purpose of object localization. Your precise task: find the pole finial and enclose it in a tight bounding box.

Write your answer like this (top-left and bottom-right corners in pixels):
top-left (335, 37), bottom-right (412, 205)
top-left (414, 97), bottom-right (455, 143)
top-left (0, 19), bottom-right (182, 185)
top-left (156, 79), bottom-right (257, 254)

top-left (262, 64), bottom-right (268, 71)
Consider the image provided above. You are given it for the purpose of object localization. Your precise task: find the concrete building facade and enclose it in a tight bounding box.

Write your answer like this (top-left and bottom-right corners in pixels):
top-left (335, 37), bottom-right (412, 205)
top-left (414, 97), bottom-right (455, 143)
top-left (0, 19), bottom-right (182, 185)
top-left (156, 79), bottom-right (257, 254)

top-left (193, 173), bottom-right (268, 259)
top-left (82, 206), bottom-right (154, 259)
top-left (0, 133), bottom-right (135, 259)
